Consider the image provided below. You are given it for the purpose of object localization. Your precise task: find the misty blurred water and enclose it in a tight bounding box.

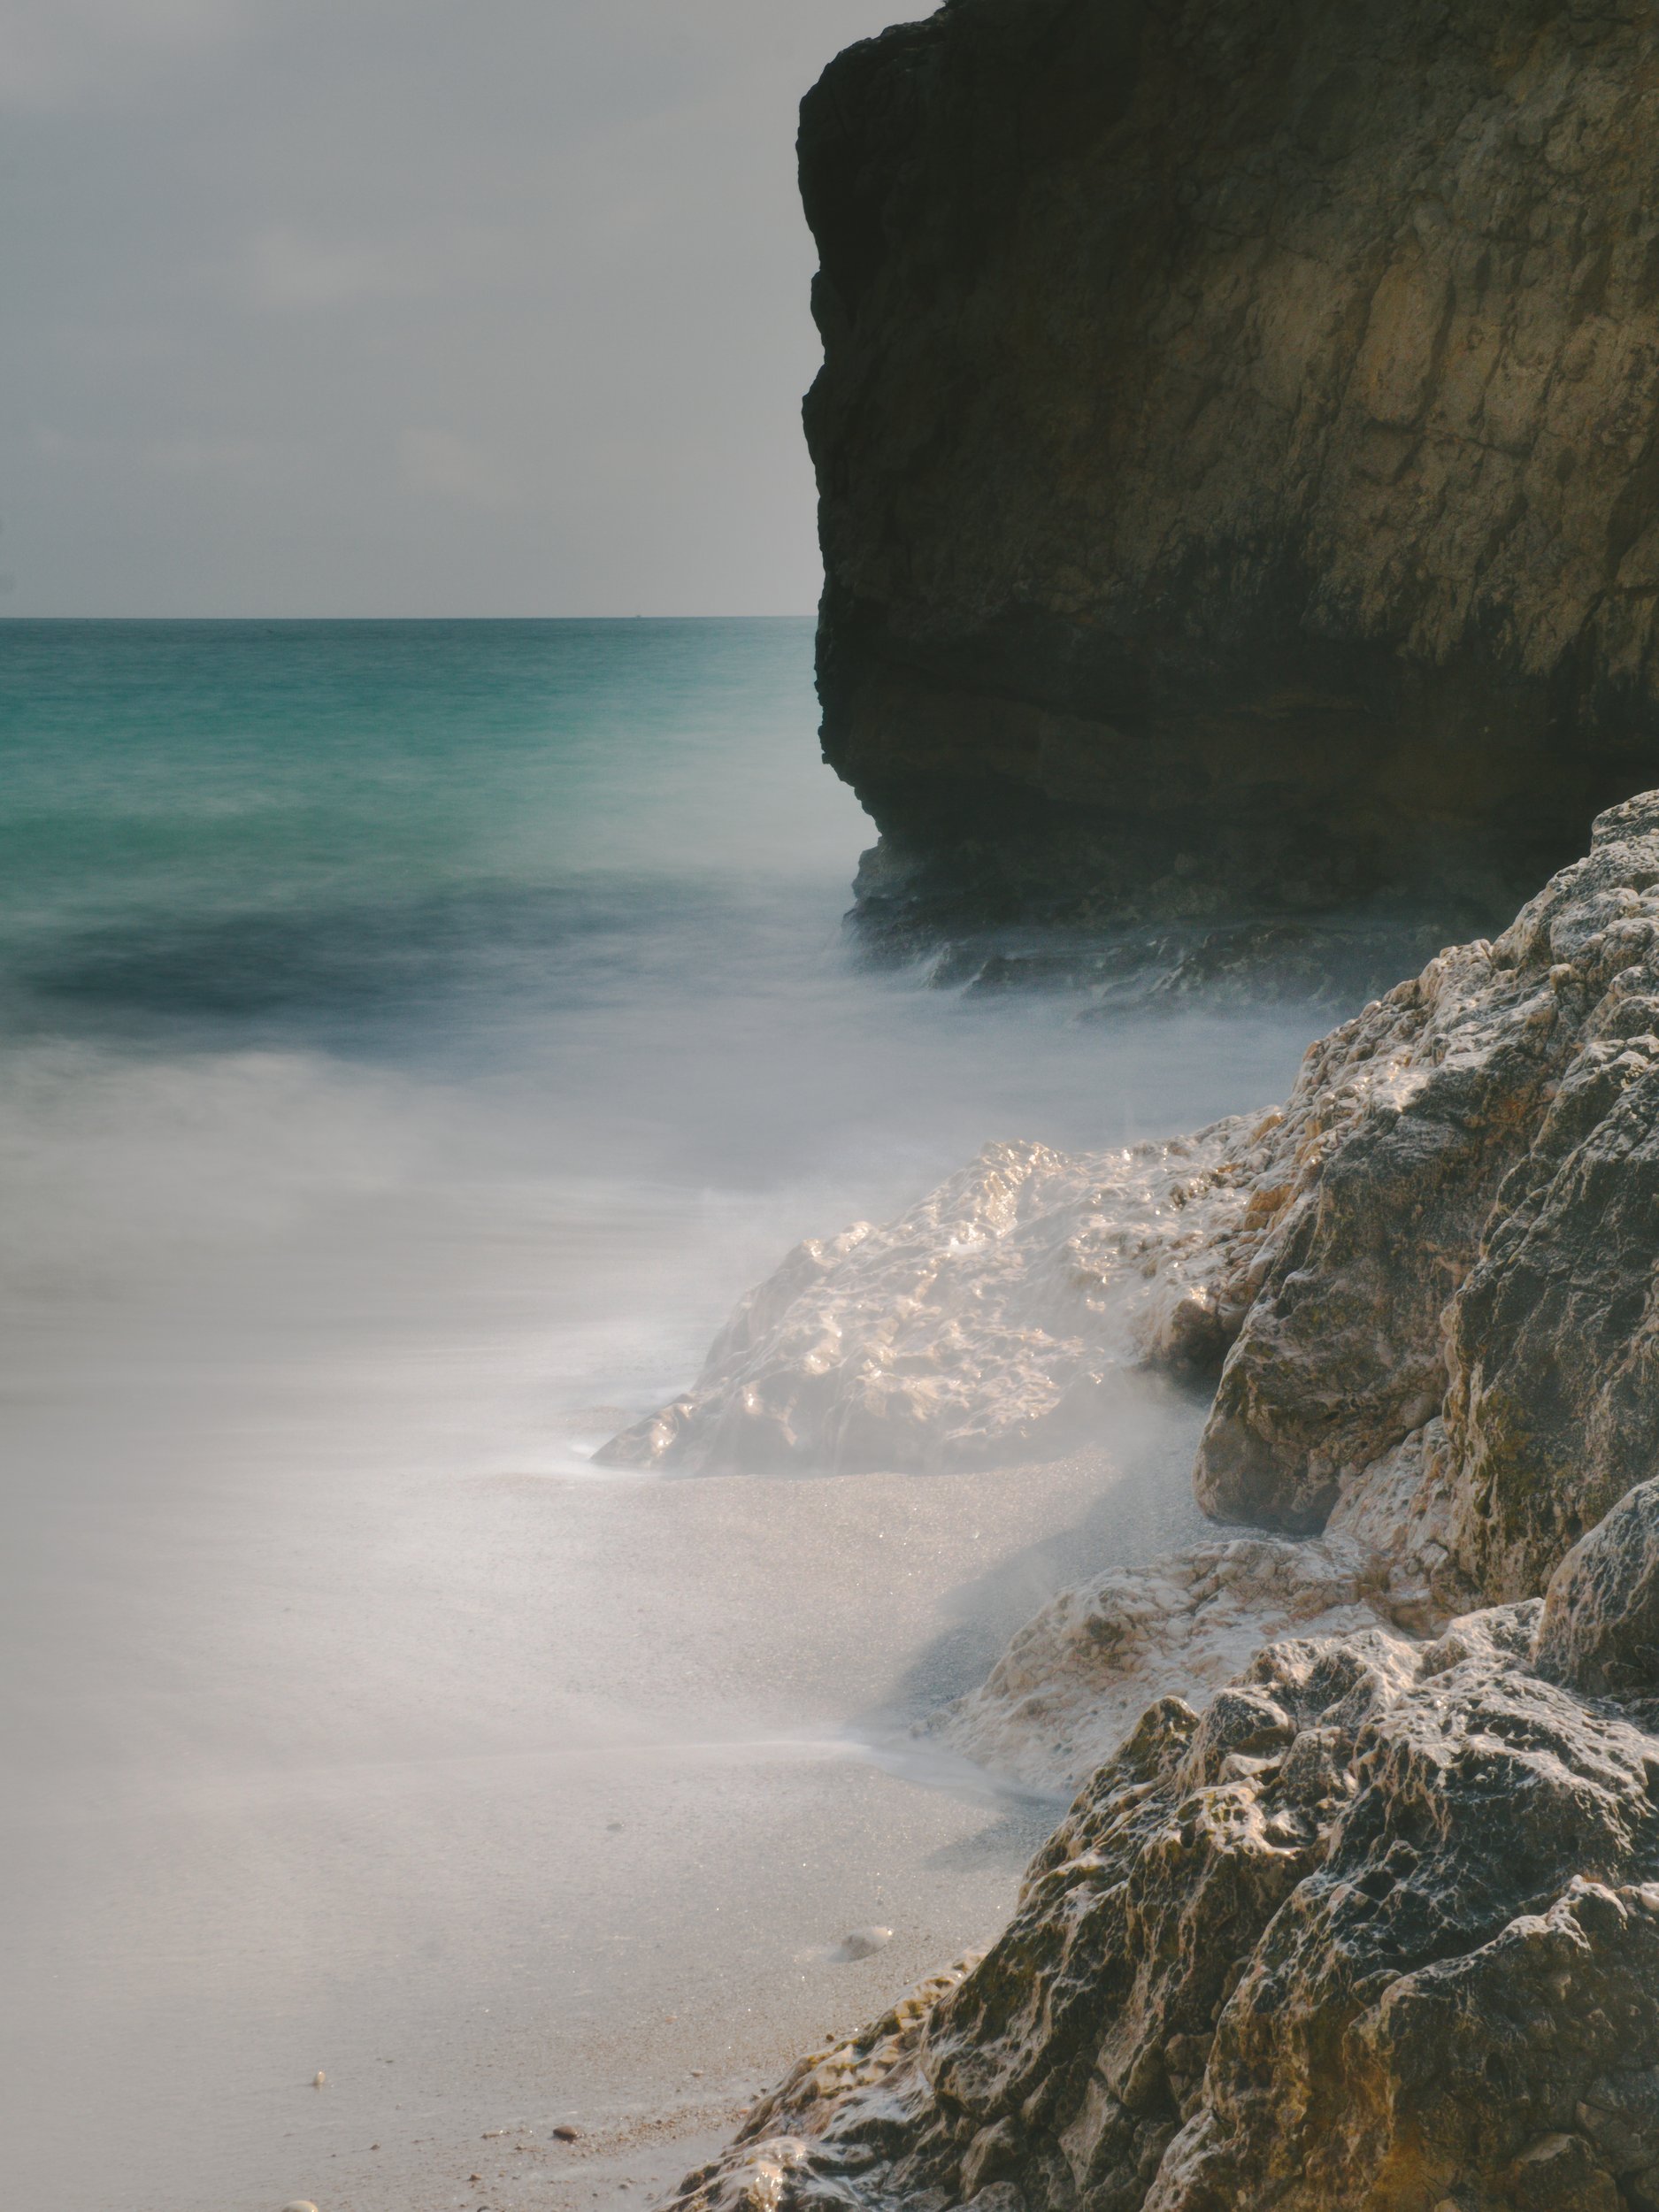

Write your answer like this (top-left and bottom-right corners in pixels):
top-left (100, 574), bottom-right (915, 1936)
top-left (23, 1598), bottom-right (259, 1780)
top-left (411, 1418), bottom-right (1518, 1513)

top-left (0, 619), bottom-right (1329, 2210)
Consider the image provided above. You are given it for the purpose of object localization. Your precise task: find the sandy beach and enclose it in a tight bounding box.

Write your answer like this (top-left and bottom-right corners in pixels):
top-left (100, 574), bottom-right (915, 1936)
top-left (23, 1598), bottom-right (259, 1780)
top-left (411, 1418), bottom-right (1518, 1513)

top-left (4, 1252), bottom-right (1205, 2211)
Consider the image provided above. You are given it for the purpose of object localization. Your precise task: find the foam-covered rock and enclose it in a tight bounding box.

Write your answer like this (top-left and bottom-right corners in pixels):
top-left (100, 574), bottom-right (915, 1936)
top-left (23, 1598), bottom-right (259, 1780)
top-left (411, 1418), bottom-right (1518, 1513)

top-left (613, 795), bottom-right (1659, 1563)
top-left (597, 1125), bottom-right (1267, 1473)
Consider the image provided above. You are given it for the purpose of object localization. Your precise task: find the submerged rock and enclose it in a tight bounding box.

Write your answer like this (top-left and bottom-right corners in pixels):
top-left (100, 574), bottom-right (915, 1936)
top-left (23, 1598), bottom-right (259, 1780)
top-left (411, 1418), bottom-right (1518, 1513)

top-left (801, 0), bottom-right (1659, 931)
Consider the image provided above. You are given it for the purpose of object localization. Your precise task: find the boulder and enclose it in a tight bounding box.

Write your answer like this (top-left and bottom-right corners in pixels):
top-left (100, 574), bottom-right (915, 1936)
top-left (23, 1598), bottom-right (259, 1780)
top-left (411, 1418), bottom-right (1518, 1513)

top-left (646, 804), bottom-right (1659, 2211)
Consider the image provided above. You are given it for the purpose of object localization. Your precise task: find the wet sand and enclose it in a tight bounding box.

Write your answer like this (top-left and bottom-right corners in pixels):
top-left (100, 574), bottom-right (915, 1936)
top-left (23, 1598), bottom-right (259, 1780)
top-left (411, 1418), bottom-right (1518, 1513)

top-left (2, 1184), bottom-right (1206, 2212)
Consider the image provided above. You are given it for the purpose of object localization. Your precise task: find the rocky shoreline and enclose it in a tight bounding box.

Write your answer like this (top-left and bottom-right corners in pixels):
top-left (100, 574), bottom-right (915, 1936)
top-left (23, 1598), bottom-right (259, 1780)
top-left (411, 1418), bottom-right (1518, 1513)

top-left (633, 794), bottom-right (1659, 2210)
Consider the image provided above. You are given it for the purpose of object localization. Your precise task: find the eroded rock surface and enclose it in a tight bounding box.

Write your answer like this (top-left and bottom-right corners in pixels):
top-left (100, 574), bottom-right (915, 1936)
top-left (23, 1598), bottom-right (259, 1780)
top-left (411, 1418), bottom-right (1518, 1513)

top-left (1199, 788), bottom-right (1659, 1616)
top-left (596, 1125), bottom-right (1264, 1473)
top-left (608, 802), bottom-right (1659, 1640)
top-left (667, 1576), bottom-right (1659, 2212)
top-left (925, 1530), bottom-right (1379, 1793)
top-left (802, 0), bottom-right (1659, 927)
top-left (1536, 1478), bottom-right (1659, 1700)
top-left (648, 803), bottom-right (1659, 2209)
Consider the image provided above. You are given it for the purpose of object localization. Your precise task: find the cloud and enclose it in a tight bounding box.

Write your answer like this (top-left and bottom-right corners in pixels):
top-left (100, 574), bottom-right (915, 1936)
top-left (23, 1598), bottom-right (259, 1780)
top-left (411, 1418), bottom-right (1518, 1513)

top-left (0, 0), bottom-right (251, 109)
top-left (3, 0), bottom-right (909, 612)
top-left (241, 225), bottom-right (431, 313)
top-left (398, 428), bottom-right (524, 512)
top-left (238, 222), bottom-right (507, 314)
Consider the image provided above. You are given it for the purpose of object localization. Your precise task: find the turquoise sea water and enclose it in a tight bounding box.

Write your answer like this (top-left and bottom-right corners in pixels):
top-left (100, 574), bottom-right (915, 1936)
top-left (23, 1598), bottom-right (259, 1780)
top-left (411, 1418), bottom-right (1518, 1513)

top-left (0, 619), bottom-right (1329, 2212)
top-left (0, 616), bottom-right (1325, 1194)
top-left (0, 617), bottom-right (856, 1041)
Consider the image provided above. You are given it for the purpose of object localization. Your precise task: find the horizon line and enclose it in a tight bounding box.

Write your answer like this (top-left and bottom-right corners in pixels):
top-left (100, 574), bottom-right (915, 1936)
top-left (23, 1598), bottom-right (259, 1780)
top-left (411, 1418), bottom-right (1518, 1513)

top-left (0, 611), bottom-right (820, 624)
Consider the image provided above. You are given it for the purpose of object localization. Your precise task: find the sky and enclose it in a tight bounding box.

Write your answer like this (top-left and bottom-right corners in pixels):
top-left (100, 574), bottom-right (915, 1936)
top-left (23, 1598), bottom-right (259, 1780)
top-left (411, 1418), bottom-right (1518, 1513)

top-left (0, 0), bottom-right (909, 617)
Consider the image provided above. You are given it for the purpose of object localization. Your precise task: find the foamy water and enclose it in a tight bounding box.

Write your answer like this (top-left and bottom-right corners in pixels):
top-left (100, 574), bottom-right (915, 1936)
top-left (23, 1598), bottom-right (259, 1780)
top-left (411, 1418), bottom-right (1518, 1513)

top-left (0, 620), bottom-right (1327, 2208)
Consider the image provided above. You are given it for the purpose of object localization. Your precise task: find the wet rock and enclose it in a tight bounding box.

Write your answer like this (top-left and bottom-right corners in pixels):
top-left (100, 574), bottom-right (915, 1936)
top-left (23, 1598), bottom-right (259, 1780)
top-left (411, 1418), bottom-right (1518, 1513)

top-left (596, 1128), bottom-right (1266, 1473)
top-left (615, 800), bottom-right (1659, 1532)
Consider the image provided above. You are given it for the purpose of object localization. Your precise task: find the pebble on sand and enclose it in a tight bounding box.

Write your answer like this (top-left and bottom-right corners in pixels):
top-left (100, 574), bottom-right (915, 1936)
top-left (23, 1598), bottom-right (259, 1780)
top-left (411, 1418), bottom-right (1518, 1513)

top-left (552, 2124), bottom-right (580, 2142)
top-left (281, 2201), bottom-right (320, 2211)
top-left (832, 1925), bottom-right (892, 1962)
top-left (311, 2071), bottom-right (326, 2088)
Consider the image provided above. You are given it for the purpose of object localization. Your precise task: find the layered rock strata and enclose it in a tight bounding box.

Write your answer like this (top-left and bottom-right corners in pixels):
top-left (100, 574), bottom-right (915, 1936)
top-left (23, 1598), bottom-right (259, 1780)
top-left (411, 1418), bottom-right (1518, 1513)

top-left (801, 0), bottom-right (1659, 926)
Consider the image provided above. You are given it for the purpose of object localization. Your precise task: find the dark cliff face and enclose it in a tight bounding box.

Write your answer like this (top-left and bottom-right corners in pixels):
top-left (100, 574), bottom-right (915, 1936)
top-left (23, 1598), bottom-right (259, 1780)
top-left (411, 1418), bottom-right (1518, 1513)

top-left (799, 0), bottom-right (1659, 926)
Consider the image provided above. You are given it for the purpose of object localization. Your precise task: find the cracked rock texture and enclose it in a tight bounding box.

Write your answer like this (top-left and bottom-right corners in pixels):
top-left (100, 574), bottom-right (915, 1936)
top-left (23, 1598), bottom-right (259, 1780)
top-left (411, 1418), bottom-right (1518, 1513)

top-left (652, 801), bottom-right (1659, 2208)
top-left (802, 0), bottom-right (1659, 927)
top-left (609, 799), bottom-right (1659, 1656)
top-left (667, 1562), bottom-right (1659, 2212)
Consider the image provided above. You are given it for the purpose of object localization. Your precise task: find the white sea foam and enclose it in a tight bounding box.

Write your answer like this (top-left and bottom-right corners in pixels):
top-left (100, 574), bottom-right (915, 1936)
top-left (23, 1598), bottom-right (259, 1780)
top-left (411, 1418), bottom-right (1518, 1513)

top-left (0, 620), bottom-right (1333, 2210)
top-left (597, 1119), bottom-right (1270, 1475)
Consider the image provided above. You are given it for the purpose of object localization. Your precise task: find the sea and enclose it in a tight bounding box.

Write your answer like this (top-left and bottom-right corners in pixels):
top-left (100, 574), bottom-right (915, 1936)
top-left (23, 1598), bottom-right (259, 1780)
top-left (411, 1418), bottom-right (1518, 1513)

top-left (0, 619), bottom-right (1329, 2211)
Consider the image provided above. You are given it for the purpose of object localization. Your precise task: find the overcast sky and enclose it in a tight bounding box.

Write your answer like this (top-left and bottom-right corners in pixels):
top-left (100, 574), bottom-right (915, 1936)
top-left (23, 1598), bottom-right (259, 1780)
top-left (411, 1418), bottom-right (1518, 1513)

top-left (0, 0), bottom-right (906, 616)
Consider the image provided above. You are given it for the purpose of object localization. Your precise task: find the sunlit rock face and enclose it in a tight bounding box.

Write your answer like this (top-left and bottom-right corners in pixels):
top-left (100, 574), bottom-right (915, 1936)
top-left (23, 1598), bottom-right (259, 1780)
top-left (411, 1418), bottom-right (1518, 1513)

top-left (651, 803), bottom-right (1659, 2210)
top-left (800, 0), bottom-right (1659, 930)
top-left (1196, 788), bottom-right (1659, 1610)
top-left (667, 1555), bottom-right (1659, 2212)
top-left (610, 800), bottom-right (1659, 1647)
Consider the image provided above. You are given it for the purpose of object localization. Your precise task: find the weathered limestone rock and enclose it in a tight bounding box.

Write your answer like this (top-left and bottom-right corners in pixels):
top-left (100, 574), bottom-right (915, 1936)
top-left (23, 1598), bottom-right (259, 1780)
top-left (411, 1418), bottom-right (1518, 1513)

top-left (649, 803), bottom-right (1659, 2209)
top-left (926, 1529), bottom-right (1380, 1793)
top-left (1535, 1474), bottom-right (1659, 1698)
top-left (666, 1591), bottom-right (1659, 2212)
top-left (609, 800), bottom-right (1659, 1641)
top-left (802, 0), bottom-right (1659, 926)
top-left (1198, 789), bottom-right (1659, 1609)
top-left (596, 1126), bottom-right (1266, 1474)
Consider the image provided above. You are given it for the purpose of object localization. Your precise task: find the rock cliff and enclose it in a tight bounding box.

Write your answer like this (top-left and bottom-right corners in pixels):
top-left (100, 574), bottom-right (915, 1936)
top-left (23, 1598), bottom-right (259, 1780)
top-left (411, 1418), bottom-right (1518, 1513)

top-left (801, 0), bottom-right (1659, 928)
top-left (641, 798), bottom-right (1659, 2208)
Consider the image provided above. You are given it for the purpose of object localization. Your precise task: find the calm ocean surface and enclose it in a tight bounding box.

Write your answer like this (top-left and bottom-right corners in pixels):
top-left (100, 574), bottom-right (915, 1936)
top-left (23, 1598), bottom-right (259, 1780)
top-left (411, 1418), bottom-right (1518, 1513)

top-left (0, 620), bottom-right (1325, 2210)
